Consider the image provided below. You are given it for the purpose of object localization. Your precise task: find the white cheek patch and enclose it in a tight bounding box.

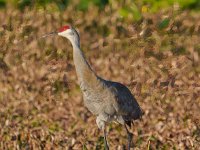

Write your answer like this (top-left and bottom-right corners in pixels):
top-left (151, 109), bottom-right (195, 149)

top-left (58, 30), bottom-right (69, 36)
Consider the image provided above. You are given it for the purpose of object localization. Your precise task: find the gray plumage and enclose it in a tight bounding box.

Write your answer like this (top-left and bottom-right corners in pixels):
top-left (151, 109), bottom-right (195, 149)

top-left (82, 78), bottom-right (142, 126)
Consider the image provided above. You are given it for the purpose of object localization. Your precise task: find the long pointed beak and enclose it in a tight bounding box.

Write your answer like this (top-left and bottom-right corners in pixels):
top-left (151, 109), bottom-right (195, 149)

top-left (39, 31), bottom-right (58, 39)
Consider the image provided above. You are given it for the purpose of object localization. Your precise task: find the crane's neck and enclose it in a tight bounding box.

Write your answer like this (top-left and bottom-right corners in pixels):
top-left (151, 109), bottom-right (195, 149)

top-left (71, 41), bottom-right (98, 89)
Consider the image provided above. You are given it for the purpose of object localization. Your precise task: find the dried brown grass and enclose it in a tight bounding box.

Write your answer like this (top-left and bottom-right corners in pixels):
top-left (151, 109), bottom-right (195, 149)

top-left (0, 6), bottom-right (200, 150)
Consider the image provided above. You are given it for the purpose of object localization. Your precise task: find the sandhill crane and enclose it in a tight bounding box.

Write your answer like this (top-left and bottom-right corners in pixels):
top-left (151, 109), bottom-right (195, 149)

top-left (42, 25), bottom-right (143, 150)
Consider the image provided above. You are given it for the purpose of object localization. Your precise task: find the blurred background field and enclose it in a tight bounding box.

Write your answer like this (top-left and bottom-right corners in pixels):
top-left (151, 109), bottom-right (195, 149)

top-left (0, 0), bottom-right (200, 149)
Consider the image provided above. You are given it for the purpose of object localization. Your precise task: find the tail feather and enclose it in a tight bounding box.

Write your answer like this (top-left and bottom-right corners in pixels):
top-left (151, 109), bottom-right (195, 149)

top-left (124, 108), bottom-right (144, 128)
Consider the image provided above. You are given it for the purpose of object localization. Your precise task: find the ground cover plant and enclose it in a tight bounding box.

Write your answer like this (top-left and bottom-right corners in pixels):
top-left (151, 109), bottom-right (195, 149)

top-left (0, 0), bottom-right (200, 149)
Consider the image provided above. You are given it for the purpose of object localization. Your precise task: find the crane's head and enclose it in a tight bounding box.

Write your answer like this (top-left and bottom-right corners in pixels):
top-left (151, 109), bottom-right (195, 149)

top-left (41, 25), bottom-right (80, 47)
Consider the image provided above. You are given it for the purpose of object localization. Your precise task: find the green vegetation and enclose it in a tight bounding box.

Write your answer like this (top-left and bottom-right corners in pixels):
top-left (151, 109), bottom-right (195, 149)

top-left (1, 0), bottom-right (200, 11)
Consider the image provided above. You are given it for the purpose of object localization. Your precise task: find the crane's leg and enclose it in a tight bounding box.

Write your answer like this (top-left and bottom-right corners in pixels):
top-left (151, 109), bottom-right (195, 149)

top-left (96, 115), bottom-right (109, 150)
top-left (103, 126), bottom-right (109, 150)
top-left (124, 124), bottom-right (133, 150)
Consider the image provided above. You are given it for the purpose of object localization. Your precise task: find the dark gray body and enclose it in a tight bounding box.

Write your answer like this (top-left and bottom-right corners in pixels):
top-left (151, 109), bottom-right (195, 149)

top-left (81, 76), bottom-right (142, 128)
